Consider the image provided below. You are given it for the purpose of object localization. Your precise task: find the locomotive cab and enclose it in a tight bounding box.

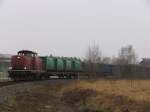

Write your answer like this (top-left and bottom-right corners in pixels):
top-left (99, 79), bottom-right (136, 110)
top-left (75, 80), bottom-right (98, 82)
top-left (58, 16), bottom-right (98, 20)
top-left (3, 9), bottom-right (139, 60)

top-left (9, 50), bottom-right (43, 80)
top-left (11, 50), bottom-right (37, 70)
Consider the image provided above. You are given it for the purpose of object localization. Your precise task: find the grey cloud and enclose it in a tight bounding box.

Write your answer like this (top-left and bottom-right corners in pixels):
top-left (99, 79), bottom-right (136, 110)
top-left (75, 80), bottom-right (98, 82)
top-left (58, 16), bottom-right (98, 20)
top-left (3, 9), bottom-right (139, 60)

top-left (0, 0), bottom-right (150, 59)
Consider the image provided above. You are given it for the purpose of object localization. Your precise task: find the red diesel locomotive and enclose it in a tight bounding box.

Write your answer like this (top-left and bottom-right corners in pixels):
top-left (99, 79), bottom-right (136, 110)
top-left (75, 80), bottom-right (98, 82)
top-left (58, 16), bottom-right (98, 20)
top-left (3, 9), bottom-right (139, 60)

top-left (9, 50), bottom-right (43, 80)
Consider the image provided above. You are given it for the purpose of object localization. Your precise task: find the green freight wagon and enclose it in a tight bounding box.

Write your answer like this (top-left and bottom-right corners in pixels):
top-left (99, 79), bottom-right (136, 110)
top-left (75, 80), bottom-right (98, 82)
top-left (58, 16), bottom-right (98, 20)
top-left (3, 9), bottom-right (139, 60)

top-left (71, 59), bottom-right (82, 72)
top-left (41, 56), bottom-right (56, 71)
top-left (75, 60), bottom-right (82, 71)
top-left (56, 57), bottom-right (64, 71)
top-left (63, 58), bottom-right (72, 71)
top-left (40, 56), bottom-right (82, 79)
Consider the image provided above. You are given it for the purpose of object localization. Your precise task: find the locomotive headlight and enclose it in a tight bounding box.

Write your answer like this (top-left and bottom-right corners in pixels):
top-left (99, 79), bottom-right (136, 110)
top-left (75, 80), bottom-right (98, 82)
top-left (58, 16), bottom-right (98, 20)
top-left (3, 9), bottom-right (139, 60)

top-left (8, 67), bottom-right (12, 70)
top-left (24, 67), bottom-right (27, 70)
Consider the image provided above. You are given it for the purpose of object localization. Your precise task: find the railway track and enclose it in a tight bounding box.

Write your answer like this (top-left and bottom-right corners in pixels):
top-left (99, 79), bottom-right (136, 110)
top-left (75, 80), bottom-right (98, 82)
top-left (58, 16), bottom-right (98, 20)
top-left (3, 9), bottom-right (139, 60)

top-left (0, 75), bottom-right (87, 88)
top-left (0, 81), bottom-right (23, 87)
top-left (0, 79), bottom-right (57, 88)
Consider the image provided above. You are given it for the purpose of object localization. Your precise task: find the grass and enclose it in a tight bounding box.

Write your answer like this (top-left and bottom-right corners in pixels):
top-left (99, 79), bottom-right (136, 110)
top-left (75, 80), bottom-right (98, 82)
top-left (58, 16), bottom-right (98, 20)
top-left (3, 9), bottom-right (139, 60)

top-left (63, 79), bottom-right (150, 103)
top-left (61, 79), bottom-right (150, 112)
top-left (1, 79), bottom-right (150, 112)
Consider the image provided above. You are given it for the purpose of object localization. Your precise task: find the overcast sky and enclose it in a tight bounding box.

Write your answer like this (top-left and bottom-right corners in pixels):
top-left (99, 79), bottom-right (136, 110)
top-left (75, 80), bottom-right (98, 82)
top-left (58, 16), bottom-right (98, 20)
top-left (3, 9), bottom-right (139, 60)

top-left (0, 0), bottom-right (150, 59)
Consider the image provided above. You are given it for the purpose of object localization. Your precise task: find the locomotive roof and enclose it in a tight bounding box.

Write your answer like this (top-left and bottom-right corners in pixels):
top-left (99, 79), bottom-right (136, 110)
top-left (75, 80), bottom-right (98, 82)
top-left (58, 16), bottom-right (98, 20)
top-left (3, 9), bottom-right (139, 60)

top-left (18, 50), bottom-right (37, 54)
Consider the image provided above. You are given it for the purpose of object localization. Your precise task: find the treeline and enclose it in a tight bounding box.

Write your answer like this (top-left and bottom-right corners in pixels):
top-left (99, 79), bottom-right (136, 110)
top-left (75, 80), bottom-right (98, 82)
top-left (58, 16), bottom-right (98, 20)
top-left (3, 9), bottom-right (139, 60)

top-left (83, 43), bottom-right (149, 79)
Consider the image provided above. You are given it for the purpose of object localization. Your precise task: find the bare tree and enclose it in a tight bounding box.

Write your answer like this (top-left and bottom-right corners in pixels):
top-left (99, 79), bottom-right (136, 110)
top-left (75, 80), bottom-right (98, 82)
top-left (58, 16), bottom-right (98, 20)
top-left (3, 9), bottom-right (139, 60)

top-left (85, 42), bottom-right (102, 78)
top-left (86, 42), bottom-right (101, 64)
top-left (102, 57), bottom-right (112, 64)
top-left (111, 56), bottom-right (119, 65)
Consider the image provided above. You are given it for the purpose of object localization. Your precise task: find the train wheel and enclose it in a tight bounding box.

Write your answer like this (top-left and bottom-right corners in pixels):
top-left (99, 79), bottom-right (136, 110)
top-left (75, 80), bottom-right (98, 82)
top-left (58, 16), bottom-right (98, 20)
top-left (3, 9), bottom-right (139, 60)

top-left (65, 74), bottom-right (71, 79)
top-left (74, 74), bottom-right (79, 79)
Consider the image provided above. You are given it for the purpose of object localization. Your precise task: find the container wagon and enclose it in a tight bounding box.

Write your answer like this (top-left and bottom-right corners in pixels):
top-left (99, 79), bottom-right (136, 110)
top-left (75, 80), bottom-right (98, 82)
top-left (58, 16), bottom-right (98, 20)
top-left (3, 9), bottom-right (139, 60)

top-left (41, 56), bottom-right (82, 79)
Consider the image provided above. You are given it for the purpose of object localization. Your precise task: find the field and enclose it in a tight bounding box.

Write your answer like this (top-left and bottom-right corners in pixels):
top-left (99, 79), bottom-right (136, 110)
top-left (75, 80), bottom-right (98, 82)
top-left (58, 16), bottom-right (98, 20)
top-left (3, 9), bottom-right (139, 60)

top-left (1, 79), bottom-right (150, 112)
top-left (61, 79), bottom-right (150, 112)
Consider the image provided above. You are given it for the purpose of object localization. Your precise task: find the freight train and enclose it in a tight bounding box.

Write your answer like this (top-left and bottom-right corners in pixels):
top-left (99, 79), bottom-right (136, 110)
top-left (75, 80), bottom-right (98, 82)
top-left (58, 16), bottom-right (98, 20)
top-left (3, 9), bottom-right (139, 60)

top-left (8, 50), bottom-right (82, 80)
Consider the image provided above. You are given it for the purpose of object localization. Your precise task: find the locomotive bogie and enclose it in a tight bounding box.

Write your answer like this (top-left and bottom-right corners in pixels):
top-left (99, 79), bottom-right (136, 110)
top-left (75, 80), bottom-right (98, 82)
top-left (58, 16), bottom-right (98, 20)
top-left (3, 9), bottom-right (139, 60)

top-left (9, 70), bottom-right (43, 81)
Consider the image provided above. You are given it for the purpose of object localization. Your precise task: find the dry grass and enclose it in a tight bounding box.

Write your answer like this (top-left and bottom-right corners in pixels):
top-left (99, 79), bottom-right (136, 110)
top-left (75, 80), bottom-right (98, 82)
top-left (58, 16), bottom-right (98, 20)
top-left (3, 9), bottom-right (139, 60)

top-left (62, 80), bottom-right (150, 103)
top-left (61, 80), bottom-right (150, 112)
top-left (1, 80), bottom-right (150, 112)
